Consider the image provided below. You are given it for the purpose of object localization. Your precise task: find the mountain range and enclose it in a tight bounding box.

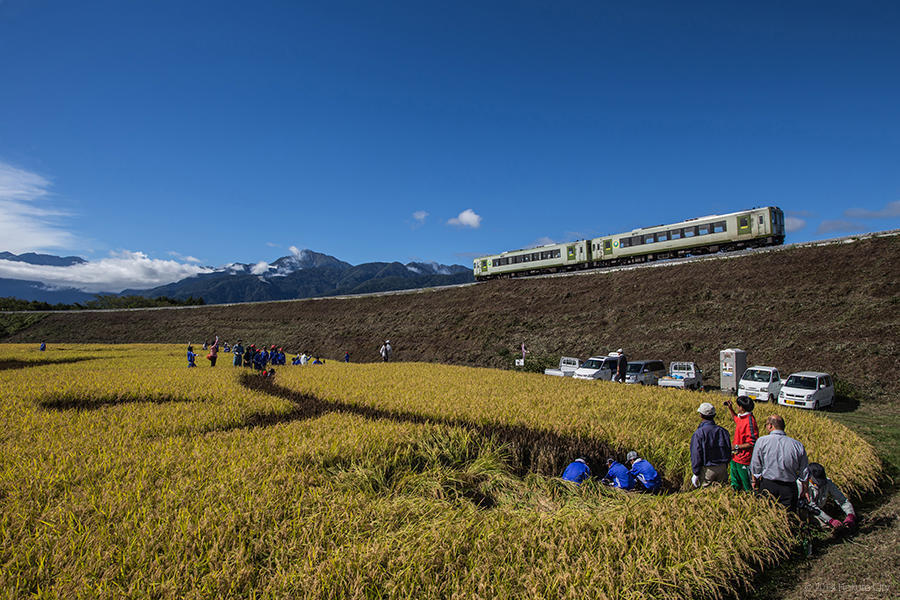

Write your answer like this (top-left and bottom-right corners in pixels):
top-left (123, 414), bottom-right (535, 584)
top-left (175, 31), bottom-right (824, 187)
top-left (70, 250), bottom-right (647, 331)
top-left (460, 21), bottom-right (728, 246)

top-left (0, 250), bottom-right (474, 305)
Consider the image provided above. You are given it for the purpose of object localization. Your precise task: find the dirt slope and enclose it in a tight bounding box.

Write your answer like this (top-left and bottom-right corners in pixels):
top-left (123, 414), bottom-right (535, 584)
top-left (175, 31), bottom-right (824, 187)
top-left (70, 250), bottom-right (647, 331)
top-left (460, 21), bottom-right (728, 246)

top-left (6, 234), bottom-right (898, 399)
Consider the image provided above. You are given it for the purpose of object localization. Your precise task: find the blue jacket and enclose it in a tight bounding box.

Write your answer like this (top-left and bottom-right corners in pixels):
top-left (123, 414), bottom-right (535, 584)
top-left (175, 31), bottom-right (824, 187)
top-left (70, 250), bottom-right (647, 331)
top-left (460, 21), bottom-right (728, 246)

top-left (629, 459), bottom-right (661, 491)
top-left (605, 461), bottom-right (635, 489)
top-left (187, 350), bottom-right (197, 367)
top-left (690, 420), bottom-right (732, 476)
top-left (562, 460), bottom-right (591, 484)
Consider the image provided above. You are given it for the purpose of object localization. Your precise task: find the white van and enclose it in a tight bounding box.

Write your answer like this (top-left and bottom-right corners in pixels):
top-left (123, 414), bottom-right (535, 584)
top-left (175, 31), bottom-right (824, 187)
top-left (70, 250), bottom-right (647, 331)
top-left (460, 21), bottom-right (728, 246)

top-left (625, 360), bottom-right (667, 385)
top-left (573, 356), bottom-right (618, 381)
top-left (738, 366), bottom-right (783, 403)
top-left (777, 372), bottom-right (835, 410)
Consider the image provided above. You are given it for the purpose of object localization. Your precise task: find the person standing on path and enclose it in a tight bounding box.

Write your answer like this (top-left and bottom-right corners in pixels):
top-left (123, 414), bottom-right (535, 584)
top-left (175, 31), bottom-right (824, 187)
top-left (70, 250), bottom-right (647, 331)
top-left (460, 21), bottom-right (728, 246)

top-left (750, 414), bottom-right (809, 510)
top-left (690, 402), bottom-right (732, 487)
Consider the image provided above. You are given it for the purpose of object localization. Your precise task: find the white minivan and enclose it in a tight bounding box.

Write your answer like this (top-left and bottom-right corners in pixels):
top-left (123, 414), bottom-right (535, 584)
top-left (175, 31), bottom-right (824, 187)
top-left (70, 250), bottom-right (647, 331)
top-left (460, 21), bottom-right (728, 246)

top-left (625, 360), bottom-right (667, 385)
top-left (777, 372), bottom-right (835, 410)
top-left (738, 366), bottom-right (783, 403)
top-left (573, 355), bottom-right (618, 381)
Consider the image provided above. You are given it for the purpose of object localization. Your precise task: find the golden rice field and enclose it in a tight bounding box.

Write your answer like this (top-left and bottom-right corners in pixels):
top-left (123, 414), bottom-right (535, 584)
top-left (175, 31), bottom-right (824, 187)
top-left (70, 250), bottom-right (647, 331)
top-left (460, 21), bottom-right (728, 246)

top-left (0, 344), bottom-right (882, 599)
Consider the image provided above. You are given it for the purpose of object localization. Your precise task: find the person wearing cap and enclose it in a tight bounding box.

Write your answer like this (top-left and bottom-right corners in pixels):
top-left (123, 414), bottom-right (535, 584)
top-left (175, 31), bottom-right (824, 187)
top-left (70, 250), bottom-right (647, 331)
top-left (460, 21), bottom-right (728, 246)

top-left (186, 344), bottom-right (197, 368)
top-left (724, 396), bottom-right (759, 492)
top-left (627, 451), bottom-right (661, 493)
top-left (602, 458), bottom-right (635, 490)
top-left (803, 462), bottom-right (856, 530)
top-left (380, 340), bottom-right (393, 362)
top-left (561, 458), bottom-right (591, 484)
top-left (614, 348), bottom-right (627, 383)
top-left (690, 402), bottom-right (732, 488)
top-left (749, 414), bottom-right (809, 510)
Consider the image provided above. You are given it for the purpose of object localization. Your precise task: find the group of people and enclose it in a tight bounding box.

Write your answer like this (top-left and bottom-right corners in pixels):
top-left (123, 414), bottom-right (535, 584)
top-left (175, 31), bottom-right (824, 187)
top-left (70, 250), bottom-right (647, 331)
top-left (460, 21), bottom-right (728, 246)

top-left (690, 397), bottom-right (856, 530)
top-left (562, 395), bottom-right (856, 533)
top-left (562, 451), bottom-right (662, 493)
top-left (187, 337), bottom-right (354, 371)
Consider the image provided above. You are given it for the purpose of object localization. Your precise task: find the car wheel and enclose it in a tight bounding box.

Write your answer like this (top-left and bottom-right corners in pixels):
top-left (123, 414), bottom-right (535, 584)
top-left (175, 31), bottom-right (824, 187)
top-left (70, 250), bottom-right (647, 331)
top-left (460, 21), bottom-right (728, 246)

top-left (813, 400), bottom-right (819, 410)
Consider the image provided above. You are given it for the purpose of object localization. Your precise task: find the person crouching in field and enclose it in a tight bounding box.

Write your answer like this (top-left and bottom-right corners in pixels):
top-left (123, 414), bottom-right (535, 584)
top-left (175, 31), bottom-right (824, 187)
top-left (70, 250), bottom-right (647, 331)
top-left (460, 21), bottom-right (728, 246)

top-left (724, 396), bottom-right (759, 492)
top-left (626, 451), bottom-right (661, 493)
top-left (803, 462), bottom-right (856, 531)
top-left (187, 345), bottom-right (197, 368)
top-left (602, 458), bottom-right (635, 490)
top-left (561, 458), bottom-right (591, 484)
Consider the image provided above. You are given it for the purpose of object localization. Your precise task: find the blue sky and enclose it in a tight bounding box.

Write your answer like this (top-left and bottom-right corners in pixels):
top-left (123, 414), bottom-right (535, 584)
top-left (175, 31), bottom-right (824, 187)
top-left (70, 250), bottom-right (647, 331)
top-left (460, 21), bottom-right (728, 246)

top-left (1, 1), bottom-right (898, 291)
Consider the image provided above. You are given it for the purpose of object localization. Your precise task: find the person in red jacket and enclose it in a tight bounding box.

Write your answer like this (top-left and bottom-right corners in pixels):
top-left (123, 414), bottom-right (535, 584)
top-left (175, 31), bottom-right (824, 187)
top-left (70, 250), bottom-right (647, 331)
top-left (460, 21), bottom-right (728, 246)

top-left (724, 396), bottom-right (759, 491)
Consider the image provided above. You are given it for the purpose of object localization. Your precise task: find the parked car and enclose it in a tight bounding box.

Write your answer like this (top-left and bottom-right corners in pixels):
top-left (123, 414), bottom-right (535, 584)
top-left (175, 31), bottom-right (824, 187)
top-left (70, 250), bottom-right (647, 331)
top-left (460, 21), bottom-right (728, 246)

top-left (624, 360), bottom-right (667, 385)
top-left (778, 372), bottom-right (835, 410)
top-left (738, 366), bottom-right (783, 403)
top-left (658, 362), bottom-right (703, 390)
top-left (573, 355), bottom-right (619, 381)
top-left (544, 356), bottom-right (582, 377)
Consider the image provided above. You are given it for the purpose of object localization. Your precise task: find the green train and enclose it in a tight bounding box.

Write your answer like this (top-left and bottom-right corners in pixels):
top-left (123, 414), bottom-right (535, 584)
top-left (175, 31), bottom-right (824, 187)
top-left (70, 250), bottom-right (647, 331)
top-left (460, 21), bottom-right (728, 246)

top-left (474, 206), bottom-right (785, 280)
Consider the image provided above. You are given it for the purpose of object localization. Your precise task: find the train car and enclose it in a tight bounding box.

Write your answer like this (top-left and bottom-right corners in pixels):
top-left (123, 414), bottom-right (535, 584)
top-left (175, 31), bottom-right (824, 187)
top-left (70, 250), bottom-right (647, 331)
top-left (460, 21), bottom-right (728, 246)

top-left (473, 206), bottom-right (785, 280)
top-left (473, 239), bottom-right (590, 279)
top-left (589, 207), bottom-right (784, 267)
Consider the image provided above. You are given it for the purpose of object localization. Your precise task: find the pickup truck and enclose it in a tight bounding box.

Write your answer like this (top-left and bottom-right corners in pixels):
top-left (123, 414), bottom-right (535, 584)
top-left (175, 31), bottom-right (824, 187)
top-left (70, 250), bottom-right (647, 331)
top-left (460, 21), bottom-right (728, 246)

top-left (544, 356), bottom-right (582, 377)
top-left (657, 362), bottom-right (703, 390)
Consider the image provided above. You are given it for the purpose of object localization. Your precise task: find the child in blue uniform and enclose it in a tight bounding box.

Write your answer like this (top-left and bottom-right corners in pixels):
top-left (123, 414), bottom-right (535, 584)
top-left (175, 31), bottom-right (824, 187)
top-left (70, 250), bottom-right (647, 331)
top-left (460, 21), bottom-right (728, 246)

top-left (187, 345), bottom-right (197, 368)
top-left (627, 451), bottom-right (661, 493)
top-left (561, 458), bottom-right (591, 484)
top-left (602, 458), bottom-right (635, 490)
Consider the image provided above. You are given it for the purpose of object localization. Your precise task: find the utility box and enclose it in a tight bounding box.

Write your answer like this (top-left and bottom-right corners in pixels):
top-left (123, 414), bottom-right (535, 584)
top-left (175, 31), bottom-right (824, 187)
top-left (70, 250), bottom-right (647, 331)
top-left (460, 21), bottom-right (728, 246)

top-left (720, 348), bottom-right (747, 394)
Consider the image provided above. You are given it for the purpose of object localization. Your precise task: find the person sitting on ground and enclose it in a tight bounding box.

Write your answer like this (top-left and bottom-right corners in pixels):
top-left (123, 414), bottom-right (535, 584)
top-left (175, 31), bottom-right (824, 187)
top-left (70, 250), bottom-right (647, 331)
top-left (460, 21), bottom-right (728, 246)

top-left (187, 345), bottom-right (197, 368)
top-left (626, 451), bottom-right (661, 493)
top-left (561, 458), bottom-right (591, 484)
top-left (602, 457), bottom-right (635, 490)
top-left (803, 462), bottom-right (856, 530)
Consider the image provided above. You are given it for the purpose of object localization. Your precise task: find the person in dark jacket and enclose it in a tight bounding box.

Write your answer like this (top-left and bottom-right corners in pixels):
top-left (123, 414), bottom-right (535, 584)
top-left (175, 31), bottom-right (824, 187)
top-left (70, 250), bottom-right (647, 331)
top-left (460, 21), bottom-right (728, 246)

top-left (614, 349), bottom-right (627, 383)
top-left (690, 402), bottom-right (732, 487)
top-left (561, 458), bottom-right (591, 484)
top-left (187, 345), bottom-right (197, 368)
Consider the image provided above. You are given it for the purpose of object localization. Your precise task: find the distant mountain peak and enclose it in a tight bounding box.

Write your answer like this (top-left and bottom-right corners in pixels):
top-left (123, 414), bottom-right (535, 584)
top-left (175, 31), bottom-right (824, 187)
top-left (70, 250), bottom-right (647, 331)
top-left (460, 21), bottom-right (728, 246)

top-left (0, 251), bottom-right (86, 267)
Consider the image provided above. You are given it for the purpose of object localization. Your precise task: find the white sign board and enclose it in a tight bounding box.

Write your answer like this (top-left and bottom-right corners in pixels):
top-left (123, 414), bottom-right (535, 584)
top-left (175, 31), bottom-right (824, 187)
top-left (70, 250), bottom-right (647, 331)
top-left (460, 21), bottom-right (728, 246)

top-left (514, 359), bottom-right (525, 367)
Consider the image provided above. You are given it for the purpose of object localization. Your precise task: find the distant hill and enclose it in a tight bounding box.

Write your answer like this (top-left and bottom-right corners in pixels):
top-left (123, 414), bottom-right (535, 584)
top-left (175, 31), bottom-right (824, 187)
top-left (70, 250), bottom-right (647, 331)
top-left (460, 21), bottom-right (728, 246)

top-left (1, 249), bottom-right (473, 304)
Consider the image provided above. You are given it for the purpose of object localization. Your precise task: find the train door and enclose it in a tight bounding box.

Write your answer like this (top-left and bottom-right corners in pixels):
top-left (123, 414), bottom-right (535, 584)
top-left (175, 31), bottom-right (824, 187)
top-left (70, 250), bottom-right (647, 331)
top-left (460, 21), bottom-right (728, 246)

top-left (737, 214), bottom-right (752, 237)
top-left (602, 239), bottom-right (613, 257)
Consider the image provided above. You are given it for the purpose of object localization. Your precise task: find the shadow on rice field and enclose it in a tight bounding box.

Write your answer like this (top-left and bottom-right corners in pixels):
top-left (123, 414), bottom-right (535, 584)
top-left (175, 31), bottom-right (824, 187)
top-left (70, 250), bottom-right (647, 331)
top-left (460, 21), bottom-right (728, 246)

top-left (238, 373), bottom-right (683, 492)
top-left (0, 356), bottom-right (97, 371)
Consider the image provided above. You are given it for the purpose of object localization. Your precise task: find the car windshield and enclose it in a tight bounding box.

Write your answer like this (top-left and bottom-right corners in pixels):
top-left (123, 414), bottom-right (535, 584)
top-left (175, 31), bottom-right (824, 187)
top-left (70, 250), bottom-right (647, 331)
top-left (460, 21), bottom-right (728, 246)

top-left (785, 375), bottom-right (817, 390)
top-left (742, 369), bottom-right (771, 383)
top-left (581, 359), bottom-right (602, 369)
top-left (626, 363), bottom-right (643, 374)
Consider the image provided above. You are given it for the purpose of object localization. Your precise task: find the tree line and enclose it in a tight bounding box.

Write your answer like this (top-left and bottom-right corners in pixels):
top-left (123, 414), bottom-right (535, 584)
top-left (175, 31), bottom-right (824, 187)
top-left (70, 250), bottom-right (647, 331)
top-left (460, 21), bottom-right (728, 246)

top-left (0, 295), bottom-right (205, 311)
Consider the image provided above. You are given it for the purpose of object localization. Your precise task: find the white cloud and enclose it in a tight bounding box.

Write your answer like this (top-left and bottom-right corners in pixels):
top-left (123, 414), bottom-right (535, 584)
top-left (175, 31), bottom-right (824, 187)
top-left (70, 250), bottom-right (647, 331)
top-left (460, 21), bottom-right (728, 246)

top-left (447, 209), bottom-right (482, 228)
top-left (0, 161), bottom-right (76, 253)
top-left (167, 251), bottom-right (201, 263)
top-left (266, 242), bottom-right (279, 248)
top-left (844, 200), bottom-right (900, 219)
top-left (412, 210), bottom-right (429, 228)
top-left (250, 261), bottom-right (270, 275)
top-left (816, 220), bottom-right (864, 234)
top-left (0, 250), bottom-right (212, 293)
top-left (784, 217), bottom-right (806, 233)
top-left (531, 236), bottom-right (556, 247)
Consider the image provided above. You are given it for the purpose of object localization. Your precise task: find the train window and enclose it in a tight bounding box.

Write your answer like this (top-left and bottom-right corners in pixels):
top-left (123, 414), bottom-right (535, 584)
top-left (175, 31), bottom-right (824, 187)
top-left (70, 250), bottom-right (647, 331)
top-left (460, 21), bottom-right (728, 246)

top-left (670, 229), bottom-right (682, 239)
top-left (713, 221), bottom-right (726, 233)
top-left (644, 234), bottom-right (654, 244)
top-left (698, 225), bottom-right (709, 235)
top-left (684, 227), bottom-right (696, 237)
top-left (758, 216), bottom-right (764, 225)
top-left (657, 231), bottom-right (669, 242)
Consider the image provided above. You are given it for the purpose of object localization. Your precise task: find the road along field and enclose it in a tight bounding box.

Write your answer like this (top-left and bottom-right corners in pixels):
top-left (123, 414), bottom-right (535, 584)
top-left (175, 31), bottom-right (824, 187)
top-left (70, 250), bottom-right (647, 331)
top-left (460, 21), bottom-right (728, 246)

top-left (0, 344), bottom-right (882, 599)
